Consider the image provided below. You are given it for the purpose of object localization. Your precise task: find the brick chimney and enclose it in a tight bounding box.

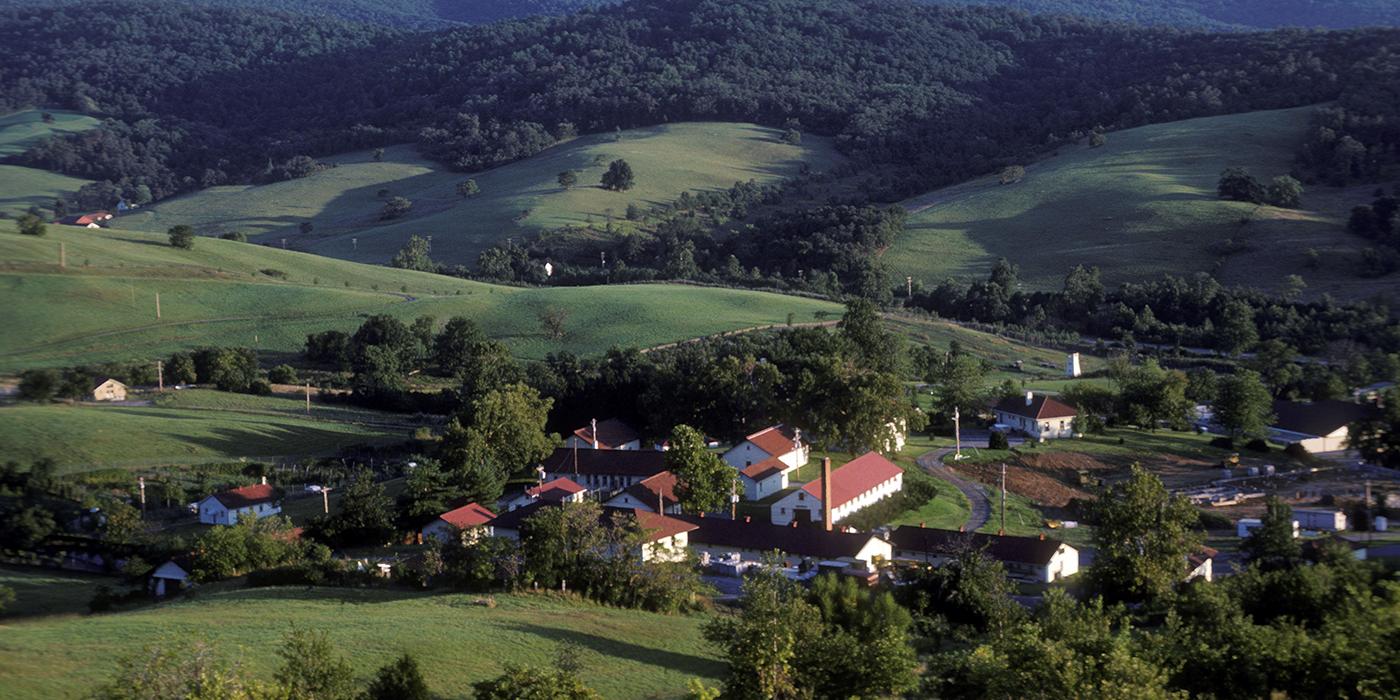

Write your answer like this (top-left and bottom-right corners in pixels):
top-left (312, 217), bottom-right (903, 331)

top-left (821, 457), bottom-right (832, 532)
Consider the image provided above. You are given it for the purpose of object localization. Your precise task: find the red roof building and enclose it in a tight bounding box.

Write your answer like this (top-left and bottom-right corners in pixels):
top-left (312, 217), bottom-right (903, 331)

top-left (772, 452), bottom-right (904, 526)
top-left (198, 482), bottom-right (281, 526)
top-left (422, 502), bottom-right (496, 542)
top-left (993, 392), bottom-right (1078, 440)
top-left (526, 477), bottom-right (588, 503)
top-left (566, 418), bottom-right (642, 450)
top-left (722, 424), bottom-right (810, 501)
top-left (605, 471), bottom-right (681, 514)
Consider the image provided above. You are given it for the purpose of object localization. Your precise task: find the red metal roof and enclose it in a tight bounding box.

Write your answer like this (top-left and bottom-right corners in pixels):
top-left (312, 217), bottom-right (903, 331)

top-left (527, 477), bottom-right (586, 501)
top-left (437, 502), bottom-right (496, 529)
top-left (744, 425), bottom-right (801, 458)
top-left (621, 471), bottom-right (679, 510)
top-left (993, 394), bottom-right (1077, 420)
top-left (572, 418), bottom-right (640, 448)
top-left (741, 455), bottom-right (788, 481)
top-left (800, 453), bottom-right (902, 509)
top-left (632, 509), bottom-right (699, 541)
top-left (212, 483), bottom-right (276, 509)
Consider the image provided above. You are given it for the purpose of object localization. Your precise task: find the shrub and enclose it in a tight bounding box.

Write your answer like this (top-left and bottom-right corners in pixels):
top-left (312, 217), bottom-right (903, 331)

top-left (1209, 436), bottom-right (1235, 449)
top-left (167, 225), bottom-right (195, 249)
top-left (219, 231), bottom-right (247, 242)
top-left (1244, 438), bottom-right (1270, 453)
top-left (988, 431), bottom-right (1010, 450)
top-left (267, 364), bottom-right (298, 384)
top-left (1283, 442), bottom-right (1310, 460)
top-left (260, 268), bottom-right (288, 279)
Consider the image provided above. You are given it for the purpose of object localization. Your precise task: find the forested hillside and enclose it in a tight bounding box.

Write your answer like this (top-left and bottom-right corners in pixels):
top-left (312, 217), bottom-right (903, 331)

top-left (922, 0), bottom-right (1400, 30)
top-left (5, 0), bottom-right (1399, 207)
top-left (0, 0), bottom-right (610, 29)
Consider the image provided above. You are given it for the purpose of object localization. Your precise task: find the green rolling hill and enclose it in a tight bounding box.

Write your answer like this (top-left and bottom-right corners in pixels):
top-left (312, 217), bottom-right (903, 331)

top-left (886, 106), bottom-right (1391, 301)
top-left (0, 221), bottom-right (840, 371)
top-left (118, 122), bottom-right (842, 269)
top-left (0, 109), bottom-right (98, 218)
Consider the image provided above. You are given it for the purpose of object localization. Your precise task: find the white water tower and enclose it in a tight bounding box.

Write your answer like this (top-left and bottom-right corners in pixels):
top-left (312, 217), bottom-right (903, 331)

top-left (1065, 352), bottom-right (1082, 378)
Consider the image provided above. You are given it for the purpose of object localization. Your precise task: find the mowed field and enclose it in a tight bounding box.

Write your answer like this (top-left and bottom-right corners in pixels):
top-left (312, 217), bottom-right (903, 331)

top-left (118, 122), bottom-right (843, 267)
top-left (886, 106), bottom-right (1388, 301)
top-left (0, 223), bottom-right (841, 371)
top-left (0, 109), bottom-right (99, 218)
top-left (0, 390), bottom-right (414, 473)
top-left (0, 582), bottom-right (723, 699)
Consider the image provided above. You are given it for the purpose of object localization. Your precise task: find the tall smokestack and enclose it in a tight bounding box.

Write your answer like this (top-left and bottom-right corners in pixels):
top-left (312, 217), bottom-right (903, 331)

top-left (1025, 391), bottom-right (1034, 407)
top-left (821, 457), bottom-right (832, 532)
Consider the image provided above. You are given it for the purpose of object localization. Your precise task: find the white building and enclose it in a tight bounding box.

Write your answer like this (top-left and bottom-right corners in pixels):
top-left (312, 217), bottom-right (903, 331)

top-left (722, 425), bottom-right (808, 501)
top-left (770, 453), bottom-right (903, 527)
top-left (503, 477), bottom-right (587, 511)
top-left (148, 559), bottom-right (191, 597)
top-left (1236, 517), bottom-right (1300, 539)
top-left (680, 514), bottom-right (893, 567)
top-left (421, 502), bottom-right (496, 543)
top-left (604, 471), bottom-right (682, 514)
top-left (197, 480), bottom-right (280, 526)
top-left (1268, 399), bottom-right (1378, 454)
top-left (993, 392), bottom-right (1077, 440)
top-left (888, 526), bottom-right (1079, 583)
top-left (91, 378), bottom-right (128, 402)
top-left (563, 418), bottom-right (642, 450)
top-left (1186, 547), bottom-right (1218, 582)
top-left (1293, 508), bottom-right (1349, 532)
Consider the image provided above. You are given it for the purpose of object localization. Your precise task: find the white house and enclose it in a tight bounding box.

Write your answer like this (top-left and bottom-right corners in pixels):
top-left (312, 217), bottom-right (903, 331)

top-left (563, 418), bottom-right (642, 450)
top-left (1293, 508), bottom-right (1349, 532)
top-left (503, 477), bottom-right (587, 511)
top-left (679, 514), bottom-right (893, 567)
top-left (91, 378), bottom-right (128, 402)
top-left (1236, 517), bottom-right (1301, 539)
top-left (723, 425), bottom-right (808, 501)
top-left (993, 392), bottom-right (1077, 440)
top-left (540, 447), bottom-right (668, 495)
top-left (604, 471), bottom-right (682, 514)
top-left (197, 480), bottom-right (280, 526)
top-left (488, 501), bottom-right (695, 563)
top-left (770, 453), bottom-right (903, 527)
top-left (1186, 547), bottom-right (1218, 582)
top-left (422, 502), bottom-right (496, 543)
top-left (888, 526), bottom-right (1079, 583)
top-left (148, 559), bottom-right (191, 598)
top-left (1268, 400), bottom-right (1378, 454)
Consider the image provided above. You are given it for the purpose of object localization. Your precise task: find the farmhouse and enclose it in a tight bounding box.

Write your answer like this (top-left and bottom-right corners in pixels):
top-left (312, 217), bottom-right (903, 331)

top-left (993, 392), bottom-right (1077, 440)
top-left (604, 471), bottom-right (682, 514)
top-left (888, 526), bottom-right (1079, 583)
top-left (197, 479), bottom-right (280, 525)
top-left (489, 501), bottom-right (697, 562)
top-left (504, 477), bottom-right (588, 511)
top-left (1268, 399), bottom-right (1378, 453)
top-left (679, 514), bottom-right (893, 566)
top-left (541, 447), bottom-right (668, 495)
top-left (90, 378), bottom-right (128, 402)
top-left (770, 453), bottom-right (903, 527)
top-left (564, 418), bottom-right (642, 450)
top-left (148, 558), bottom-right (191, 598)
top-left (722, 425), bottom-right (809, 500)
top-left (421, 502), bottom-right (496, 543)
top-left (55, 211), bottom-right (113, 228)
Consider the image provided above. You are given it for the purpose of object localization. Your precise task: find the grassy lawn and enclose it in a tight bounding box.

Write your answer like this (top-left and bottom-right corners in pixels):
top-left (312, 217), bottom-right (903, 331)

top-left (958, 427), bottom-right (1230, 466)
top-left (0, 586), bottom-right (722, 699)
top-left (118, 122), bottom-right (843, 268)
top-left (0, 222), bottom-right (841, 370)
top-left (887, 106), bottom-right (1392, 302)
top-left (0, 400), bottom-right (411, 473)
top-left (0, 566), bottom-right (116, 619)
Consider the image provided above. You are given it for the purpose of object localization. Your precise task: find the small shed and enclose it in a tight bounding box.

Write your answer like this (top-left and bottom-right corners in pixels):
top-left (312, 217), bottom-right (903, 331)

top-left (149, 559), bottom-right (191, 598)
top-left (91, 378), bottom-right (128, 402)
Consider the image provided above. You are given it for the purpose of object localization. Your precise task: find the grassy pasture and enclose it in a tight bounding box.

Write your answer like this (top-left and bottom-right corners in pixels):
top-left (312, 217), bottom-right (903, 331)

top-left (118, 122), bottom-right (843, 267)
top-left (0, 109), bottom-right (100, 218)
top-left (0, 398), bottom-right (410, 473)
top-left (887, 106), bottom-right (1390, 301)
top-left (0, 222), bottom-right (841, 370)
top-left (0, 585), bottom-right (722, 699)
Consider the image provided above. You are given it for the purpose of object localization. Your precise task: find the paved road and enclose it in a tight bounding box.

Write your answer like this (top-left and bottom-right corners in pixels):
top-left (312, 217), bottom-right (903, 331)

top-left (916, 447), bottom-right (992, 532)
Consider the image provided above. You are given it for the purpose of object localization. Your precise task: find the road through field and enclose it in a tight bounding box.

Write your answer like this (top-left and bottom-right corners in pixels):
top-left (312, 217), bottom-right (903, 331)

top-left (917, 447), bottom-right (992, 531)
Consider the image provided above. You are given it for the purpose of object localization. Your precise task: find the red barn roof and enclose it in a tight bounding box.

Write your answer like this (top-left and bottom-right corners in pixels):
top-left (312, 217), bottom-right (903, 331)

top-left (620, 471), bottom-right (679, 510)
top-left (741, 455), bottom-right (788, 481)
top-left (572, 418), bottom-right (640, 448)
top-left (800, 453), bottom-right (902, 509)
top-left (437, 502), bottom-right (496, 529)
top-left (744, 425), bottom-right (802, 458)
top-left (211, 483), bottom-right (276, 509)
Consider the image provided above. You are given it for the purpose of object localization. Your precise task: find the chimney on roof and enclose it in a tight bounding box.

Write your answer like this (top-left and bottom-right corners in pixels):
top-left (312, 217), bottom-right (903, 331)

top-left (919, 521), bottom-right (925, 528)
top-left (744, 516), bottom-right (751, 523)
top-left (590, 418), bottom-right (599, 449)
top-left (791, 520), bottom-right (798, 528)
top-left (821, 457), bottom-right (832, 532)
top-left (1025, 391), bottom-right (1034, 407)
top-left (1040, 532), bottom-right (1046, 540)
top-left (261, 475), bottom-right (267, 485)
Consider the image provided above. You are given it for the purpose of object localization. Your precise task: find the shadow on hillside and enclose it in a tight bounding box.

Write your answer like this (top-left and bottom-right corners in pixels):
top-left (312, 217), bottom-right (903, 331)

top-left (501, 621), bottom-right (725, 677)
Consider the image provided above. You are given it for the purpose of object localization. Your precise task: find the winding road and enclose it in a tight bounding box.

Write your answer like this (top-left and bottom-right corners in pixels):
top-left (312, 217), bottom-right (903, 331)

top-left (916, 447), bottom-right (993, 532)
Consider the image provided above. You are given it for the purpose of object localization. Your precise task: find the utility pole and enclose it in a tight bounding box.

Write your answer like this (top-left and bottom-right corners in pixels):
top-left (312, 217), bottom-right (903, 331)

top-left (59, 241), bottom-right (66, 269)
top-left (953, 407), bottom-right (962, 460)
top-left (321, 487), bottom-right (331, 514)
top-left (999, 463), bottom-right (1007, 536)
top-left (352, 237), bottom-right (358, 252)
top-left (155, 292), bottom-right (161, 320)
top-left (157, 360), bottom-right (164, 391)
top-left (138, 476), bottom-right (147, 513)
top-left (906, 275), bottom-right (913, 299)
top-left (305, 382), bottom-right (311, 414)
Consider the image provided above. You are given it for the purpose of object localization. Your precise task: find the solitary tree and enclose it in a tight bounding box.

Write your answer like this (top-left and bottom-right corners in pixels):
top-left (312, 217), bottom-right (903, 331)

top-left (456, 179), bottom-right (480, 198)
top-left (380, 196), bottom-right (412, 220)
top-left (274, 628), bottom-right (356, 700)
top-left (781, 128), bottom-right (802, 145)
top-left (538, 305), bottom-right (568, 340)
top-left (18, 213), bottom-right (47, 237)
top-left (557, 170), bottom-right (578, 189)
top-left (390, 235), bottom-right (434, 272)
top-left (1266, 175), bottom-right (1304, 209)
top-left (998, 165), bottom-right (1026, 185)
top-left (1241, 496), bottom-right (1300, 570)
top-left (601, 159), bottom-right (635, 192)
top-left (666, 424), bottom-right (733, 514)
top-left (1218, 167), bottom-right (1264, 203)
top-left (1089, 464), bottom-right (1201, 603)
top-left (1215, 369), bottom-right (1274, 439)
top-left (365, 653), bottom-right (430, 700)
top-left (1089, 131), bottom-right (1108, 148)
top-left (371, 147), bottom-right (385, 162)
top-left (167, 225), bottom-right (195, 250)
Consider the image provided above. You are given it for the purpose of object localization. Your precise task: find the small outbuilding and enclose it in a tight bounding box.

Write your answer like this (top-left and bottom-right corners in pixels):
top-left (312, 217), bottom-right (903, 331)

top-left (90, 378), bottom-right (128, 402)
top-left (149, 559), bottom-right (191, 598)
